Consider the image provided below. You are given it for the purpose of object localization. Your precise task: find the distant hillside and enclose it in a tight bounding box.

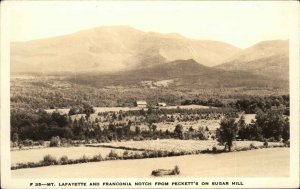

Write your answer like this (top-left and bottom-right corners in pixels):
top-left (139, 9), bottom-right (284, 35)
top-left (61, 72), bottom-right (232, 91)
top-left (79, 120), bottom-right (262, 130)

top-left (68, 59), bottom-right (288, 89)
top-left (11, 26), bottom-right (240, 73)
top-left (216, 40), bottom-right (289, 80)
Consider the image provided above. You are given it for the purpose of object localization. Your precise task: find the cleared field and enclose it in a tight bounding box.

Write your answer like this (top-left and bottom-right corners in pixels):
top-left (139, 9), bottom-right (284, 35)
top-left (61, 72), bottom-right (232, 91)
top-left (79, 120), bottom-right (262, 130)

top-left (161, 105), bottom-right (213, 110)
top-left (241, 114), bottom-right (256, 124)
top-left (155, 120), bottom-right (220, 132)
top-left (12, 148), bottom-right (289, 178)
top-left (45, 105), bottom-right (213, 114)
top-left (88, 139), bottom-right (282, 152)
top-left (11, 146), bottom-right (136, 166)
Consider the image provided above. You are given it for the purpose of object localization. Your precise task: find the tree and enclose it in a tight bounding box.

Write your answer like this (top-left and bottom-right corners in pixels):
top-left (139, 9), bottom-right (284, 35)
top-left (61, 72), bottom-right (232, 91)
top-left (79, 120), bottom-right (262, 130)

top-left (12, 133), bottom-right (19, 143)
top-left (83, 104), bottom-right (95, 120)
top-left (135, 126), bottom-right (141, 135)
top-left (216, 118), bottom-right (238, 151)
top-left (51, 112), bottom-right (68, 127)
top-left (68, 107), bottom-right (78, 116)
top-left (281, 117), bottom-right (290, 142)
top-left (255, 109), bottom-right (289, 141)
top-left (197, 127), bottom-right (207, 140)
top-left (174, 124), bottom-right (184, 139)
top-left (12, 133), bottom-right (19, 147)
top-left (50, 136), bottom-right (61, 147)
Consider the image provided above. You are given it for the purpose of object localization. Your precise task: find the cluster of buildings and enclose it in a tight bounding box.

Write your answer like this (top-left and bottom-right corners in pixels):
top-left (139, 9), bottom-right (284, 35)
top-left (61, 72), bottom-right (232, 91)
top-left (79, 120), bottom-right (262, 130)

top-left (135, 101), bottom-right (166, 108)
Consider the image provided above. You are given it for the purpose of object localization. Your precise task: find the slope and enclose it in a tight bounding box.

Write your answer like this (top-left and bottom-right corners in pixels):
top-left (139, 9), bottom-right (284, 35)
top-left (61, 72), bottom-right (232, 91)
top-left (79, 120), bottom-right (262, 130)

top-left (216, 40), bottom-right (289, 80)
top-left (11, 26), bottom-right (241, 73)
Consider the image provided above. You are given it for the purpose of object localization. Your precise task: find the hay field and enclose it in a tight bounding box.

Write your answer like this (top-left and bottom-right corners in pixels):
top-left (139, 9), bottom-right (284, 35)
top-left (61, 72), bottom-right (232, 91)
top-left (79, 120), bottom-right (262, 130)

top-left (88, 139), bottom-right (282, 152)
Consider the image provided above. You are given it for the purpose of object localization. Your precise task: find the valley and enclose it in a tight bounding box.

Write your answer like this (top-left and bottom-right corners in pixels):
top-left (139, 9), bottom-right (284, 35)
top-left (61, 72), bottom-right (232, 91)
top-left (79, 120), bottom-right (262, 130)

top-left (9, 26), bottom-right (290, 178)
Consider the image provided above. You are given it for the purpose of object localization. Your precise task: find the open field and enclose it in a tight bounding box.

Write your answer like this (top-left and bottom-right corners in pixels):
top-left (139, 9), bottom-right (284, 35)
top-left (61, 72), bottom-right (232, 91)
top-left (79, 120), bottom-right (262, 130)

top-left (87, 139), bottom-right (282, 152)
top-left (12, 148), bottom-right (289, 178)
top-left (11, 146), bottom-right (138, 166)
top-left (44, 105), bottom-right (213, 114)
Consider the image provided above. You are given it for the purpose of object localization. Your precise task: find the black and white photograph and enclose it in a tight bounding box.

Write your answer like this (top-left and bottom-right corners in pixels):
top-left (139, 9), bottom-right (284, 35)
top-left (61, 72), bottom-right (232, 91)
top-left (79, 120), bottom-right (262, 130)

top-left (1, 1), bottom-right (299, 188)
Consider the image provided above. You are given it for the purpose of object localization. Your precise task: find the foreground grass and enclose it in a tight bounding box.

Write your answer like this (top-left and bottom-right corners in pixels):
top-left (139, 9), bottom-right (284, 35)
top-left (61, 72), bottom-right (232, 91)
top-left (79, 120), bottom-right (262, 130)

top-left (11, 140), bottom-right (286, 170)
top-left (12, 148), bottom-right (289, 178)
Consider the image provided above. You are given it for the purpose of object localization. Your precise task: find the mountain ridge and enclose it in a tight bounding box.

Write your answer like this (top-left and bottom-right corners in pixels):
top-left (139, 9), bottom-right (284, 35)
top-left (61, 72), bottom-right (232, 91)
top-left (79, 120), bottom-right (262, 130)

top-left (215, 40), bottom-right (289, 80)
top-left (11, 25), bottom-right (241, 73)
top-left (66, 59), bottom-right (288, 89)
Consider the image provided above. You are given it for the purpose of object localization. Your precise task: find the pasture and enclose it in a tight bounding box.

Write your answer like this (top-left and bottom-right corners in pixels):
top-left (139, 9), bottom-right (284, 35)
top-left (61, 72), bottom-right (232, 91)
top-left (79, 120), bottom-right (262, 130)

top-left (44, 105), bottom-right (213, 114)
top-left (87, 139), bottom-right (282, 152)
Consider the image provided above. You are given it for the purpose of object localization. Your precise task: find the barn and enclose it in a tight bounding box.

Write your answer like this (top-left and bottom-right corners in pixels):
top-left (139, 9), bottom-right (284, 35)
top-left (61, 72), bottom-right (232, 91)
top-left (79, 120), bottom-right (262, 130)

top-left (136, 100), bottom-right (147, 108)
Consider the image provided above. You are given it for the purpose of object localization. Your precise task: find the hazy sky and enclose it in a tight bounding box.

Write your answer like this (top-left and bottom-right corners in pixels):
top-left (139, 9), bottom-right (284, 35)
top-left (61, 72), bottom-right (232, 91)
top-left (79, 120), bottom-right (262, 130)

top-left (7, 1), bottom-right (294, 48)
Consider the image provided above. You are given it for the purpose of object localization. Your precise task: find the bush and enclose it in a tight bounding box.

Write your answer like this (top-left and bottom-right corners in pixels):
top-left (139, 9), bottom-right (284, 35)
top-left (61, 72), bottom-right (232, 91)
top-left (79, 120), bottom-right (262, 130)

top-left (22, 139), bottom-right (34, 146)
top-left (59, 155), bottom-right (69, 164)
top-left (50, 136), bottom-right (61, 147)
top-left (27, 162), bottom-right (37, 168)
top-left (79, 155), bottom-right (89, 163)
top-left (133, 152), bottom-right (142, 159)
top-left (38, 140), bottom-right (45, 146)
top-left (142, 151), bottom-right (150, 158)
top-left (123, 150), bottom-right (129, 156)
top-left (43, 154), bottom-right (57, 165)
top-left (284, 140), bottom-right (290, 147)
top-left (212, 146), bottom-right (217, 153)
top-left (172, 165), bottom-right (180, 175)
top-left (263, 140), bottom-right (268, 148)
top-left (108, 150), bottom-right (119, 159)
top-left (92, 154), bottom-right (103, 161)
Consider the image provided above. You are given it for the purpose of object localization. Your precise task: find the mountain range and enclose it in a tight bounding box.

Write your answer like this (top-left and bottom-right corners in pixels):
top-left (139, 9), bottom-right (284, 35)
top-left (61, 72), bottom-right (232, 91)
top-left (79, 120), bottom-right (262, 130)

top-left (11, 26), bottom-right (289, 88)
top-left (11, 26), bottom-right (240, 73)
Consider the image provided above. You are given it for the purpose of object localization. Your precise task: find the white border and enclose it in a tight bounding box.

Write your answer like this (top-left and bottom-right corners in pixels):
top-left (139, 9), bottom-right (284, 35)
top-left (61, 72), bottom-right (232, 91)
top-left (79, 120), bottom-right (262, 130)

top-left (1, 1), bottom-right (299, 188)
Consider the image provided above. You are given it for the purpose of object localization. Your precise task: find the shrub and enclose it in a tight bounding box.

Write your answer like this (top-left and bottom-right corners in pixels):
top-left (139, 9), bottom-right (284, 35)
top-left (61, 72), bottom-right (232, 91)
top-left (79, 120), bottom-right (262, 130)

top-left (79, 155), bottom-right (89, 163)
top-left (123, 150), bottom-right (129, 156)
top-left (43, 154), bottom-right (57, 165)
top-left (59, 155), bottom-right (69, 164)
top-left (22, 139), bottom-right (34, 146)
top-left (268, 137), bottom-right (276, 142)
top-left (263, 140), bottom-right (268, 148)
top-left (173, 165), bottom-right (180, 175)
top-left (157, 150), bottom-right (164, 157)
top-left (38, 140), bottom-right (45, 146)
top-left (92, 154), bottom-right (103, 161)
top-left (142, 151), bottom-right (150, 158)
top-left (133, 152), bottom-right (142, 159)
top-left (212, 146), bottom-right (217, 153)
top-left (27, 162), bottom-right (37, 168)
top-left (284, 140), bottom-right (290, 147)
top-left (108, 150), bottom-right (119, 159)
top-left (16, 163), bottom-right (28, 169)
top-left (50, 136), bottom-right (61, 147)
